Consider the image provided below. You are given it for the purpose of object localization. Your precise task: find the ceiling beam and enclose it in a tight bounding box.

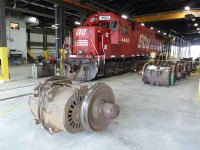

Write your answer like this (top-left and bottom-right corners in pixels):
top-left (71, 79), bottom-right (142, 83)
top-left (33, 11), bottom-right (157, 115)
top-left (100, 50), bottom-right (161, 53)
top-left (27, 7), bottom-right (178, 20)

top-left (133, 9), bottom-right (200, 22)
top-left (63, 0), bottom-right (97, 12)
top-left (5, 6), bottom-right (55, 18)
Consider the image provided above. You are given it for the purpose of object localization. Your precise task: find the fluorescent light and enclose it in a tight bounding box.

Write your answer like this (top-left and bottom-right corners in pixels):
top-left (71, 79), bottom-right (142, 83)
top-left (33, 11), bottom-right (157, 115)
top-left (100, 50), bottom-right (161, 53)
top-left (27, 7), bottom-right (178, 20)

top-left (158, 30), bottom-right (160, 33)
top-left (199, 31), bottom-right (200, 33)
top-left (121, 14), bottom-right (128, 19)
top-left (194, 23), bottom-right (198, 26)
top-left (192, 18), bottom-right (196, 21)
top-left (163, 33), bottom-right (167, 35)
top-left (75, 21), bottom-right (80, 25)
top-left (185, 6), bottom-right (190, 11)
top-left (150, 27), bottom-right (154, 30)
top-left (141, 23), bottom-right (145, 26)
top-left (197, 28), bottom-right (200, 31)
top-left (51, 24), bottom-right (58, 29)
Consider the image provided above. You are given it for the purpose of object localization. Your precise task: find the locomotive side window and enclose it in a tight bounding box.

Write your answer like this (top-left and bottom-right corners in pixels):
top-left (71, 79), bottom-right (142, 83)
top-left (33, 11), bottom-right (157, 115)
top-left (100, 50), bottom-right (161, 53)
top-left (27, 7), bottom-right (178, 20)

top-left (92, 24), bottom-right (99, 27)
top-left (111, 20), bottom-right (118, 32)
top-left (101, 22), bottom-right (110, 28)
top-left (131, 22), bottom-right (135, 31)
top-left (122, 26), bottom-right (128, 35)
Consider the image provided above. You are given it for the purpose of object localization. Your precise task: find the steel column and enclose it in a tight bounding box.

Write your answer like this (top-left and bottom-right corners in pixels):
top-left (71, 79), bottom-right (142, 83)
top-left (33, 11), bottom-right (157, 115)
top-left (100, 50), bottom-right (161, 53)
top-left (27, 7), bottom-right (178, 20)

top-left (43, 29), bottom-right (49, 62)
top-left (27, 29), bottom-right (31, 50)
top-left (0, 0), bottom-right (9, 81)
top-left (60, 6), bottom-right (66, 47)
top-left (55, 4), bottom-right (65, 75)
top-left (55, 5), bottom-right (60, 59)
top-left (80, 9), bottom-right (87, 26)
top-left (43, 30), bottom-right (48, 51)
top-left (0, 0), bottom-right (7, 47)
top-left (27, 29), bottom-right (33, 58)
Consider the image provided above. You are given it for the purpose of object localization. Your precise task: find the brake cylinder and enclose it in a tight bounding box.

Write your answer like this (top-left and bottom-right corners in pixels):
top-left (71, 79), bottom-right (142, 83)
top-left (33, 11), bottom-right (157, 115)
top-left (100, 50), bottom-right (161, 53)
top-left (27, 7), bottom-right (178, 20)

top-left (29, 76), bottom-right (120, 134)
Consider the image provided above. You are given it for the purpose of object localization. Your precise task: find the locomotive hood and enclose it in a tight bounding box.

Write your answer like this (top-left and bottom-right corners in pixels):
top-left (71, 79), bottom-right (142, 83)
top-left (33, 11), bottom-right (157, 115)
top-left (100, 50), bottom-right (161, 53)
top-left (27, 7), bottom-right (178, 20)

top-left (73, 26), bottom-right (110, 56)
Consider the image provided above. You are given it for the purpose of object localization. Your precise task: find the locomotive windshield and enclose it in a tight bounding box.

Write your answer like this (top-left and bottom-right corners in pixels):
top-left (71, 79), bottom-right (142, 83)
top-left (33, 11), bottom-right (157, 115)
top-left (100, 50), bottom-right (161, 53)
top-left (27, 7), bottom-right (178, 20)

top-left (101, 22), bottom-right (110, 28)
top-left (100, 20), bottom-right (118, 32)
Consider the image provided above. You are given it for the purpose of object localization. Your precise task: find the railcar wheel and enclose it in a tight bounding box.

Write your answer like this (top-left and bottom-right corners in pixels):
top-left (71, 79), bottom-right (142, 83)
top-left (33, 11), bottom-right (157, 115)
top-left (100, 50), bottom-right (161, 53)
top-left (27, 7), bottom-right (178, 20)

top-left (81, 83), bottom-right (120, 132)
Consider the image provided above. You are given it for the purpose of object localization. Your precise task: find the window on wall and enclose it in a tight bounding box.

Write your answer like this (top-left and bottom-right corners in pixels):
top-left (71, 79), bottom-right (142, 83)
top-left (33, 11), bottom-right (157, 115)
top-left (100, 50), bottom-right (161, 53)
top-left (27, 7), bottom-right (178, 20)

top-left (122, 26), bottom-right (128, 35)
top-left (10, 22), bottom-right (19, 30)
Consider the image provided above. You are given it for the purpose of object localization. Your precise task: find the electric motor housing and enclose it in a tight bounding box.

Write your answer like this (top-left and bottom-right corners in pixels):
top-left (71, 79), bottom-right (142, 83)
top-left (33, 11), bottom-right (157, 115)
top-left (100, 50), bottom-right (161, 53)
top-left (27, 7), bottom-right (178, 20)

top-left (29, 76), bottom-right (120, 134)
top-left (141, 63), bottom-right (175, 86)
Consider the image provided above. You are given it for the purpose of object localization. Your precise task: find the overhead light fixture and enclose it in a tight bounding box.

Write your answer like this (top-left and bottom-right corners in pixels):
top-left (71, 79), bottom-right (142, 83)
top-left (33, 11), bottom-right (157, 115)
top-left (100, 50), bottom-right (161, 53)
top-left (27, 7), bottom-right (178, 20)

top-left (51, 24), bottom-right (58, 29)
top-left (197, 28), bottom-right (200, 31)
top-left (182, 36), bottom-right (184, 37)
top-left (194, 23), bottom-right (198, 26)
top-left (121, 14), bottom-right (128, 19)
top-left (141, 23), bottom-right (145, 26)
top-left (163, 33), bottom-right (167, 35)
top-left (192, 18), bottom-right (196, 21)
top-left (150, 27), bottom-right (154, 30)
top-left (199, 31), bottom-right (200, 33)
top-left (158, 30), bottom-right (160, 33)
top-left (75, 21), bottom-right (81, 25)
top-left (184, 6), bottom-right (190, 11)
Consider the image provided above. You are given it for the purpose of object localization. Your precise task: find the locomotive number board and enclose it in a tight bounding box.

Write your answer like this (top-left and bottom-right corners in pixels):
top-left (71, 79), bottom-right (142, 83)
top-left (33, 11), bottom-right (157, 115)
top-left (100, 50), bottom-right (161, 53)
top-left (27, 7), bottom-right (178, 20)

top-left (99, 16), bottom-right (111, 21)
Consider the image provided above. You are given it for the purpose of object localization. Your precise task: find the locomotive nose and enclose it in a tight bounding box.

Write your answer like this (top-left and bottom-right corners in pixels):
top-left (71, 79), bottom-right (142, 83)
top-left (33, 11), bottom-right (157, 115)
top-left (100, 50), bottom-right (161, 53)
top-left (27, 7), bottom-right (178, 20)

top-left (64, 60), bottom-right (98, 81)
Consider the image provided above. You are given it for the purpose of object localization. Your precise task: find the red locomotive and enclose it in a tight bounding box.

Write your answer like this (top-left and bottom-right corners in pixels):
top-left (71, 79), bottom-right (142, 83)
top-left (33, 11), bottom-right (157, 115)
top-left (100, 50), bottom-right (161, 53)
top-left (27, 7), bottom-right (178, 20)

top-left (63, 12), bottom-right (162, 81)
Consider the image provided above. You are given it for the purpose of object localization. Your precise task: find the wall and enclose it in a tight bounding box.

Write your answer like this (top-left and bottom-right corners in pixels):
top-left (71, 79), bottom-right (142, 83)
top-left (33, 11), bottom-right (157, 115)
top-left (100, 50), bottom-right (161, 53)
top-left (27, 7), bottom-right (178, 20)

top-left (28, 33), bottom-right (69, 58)
top-left (28, 33), bottom-right (56, 57)
top-left (191, 45), bottom-right (200, 59)
top-left (5, 14), bottom-right (70, 61)
top-left (6, 18), bottom-right (27, 59)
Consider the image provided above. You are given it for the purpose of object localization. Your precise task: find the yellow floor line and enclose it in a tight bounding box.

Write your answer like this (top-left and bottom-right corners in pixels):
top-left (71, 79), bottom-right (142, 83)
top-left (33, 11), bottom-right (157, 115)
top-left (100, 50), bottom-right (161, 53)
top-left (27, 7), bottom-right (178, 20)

top-left (0, 106), bottom-right (29, 117)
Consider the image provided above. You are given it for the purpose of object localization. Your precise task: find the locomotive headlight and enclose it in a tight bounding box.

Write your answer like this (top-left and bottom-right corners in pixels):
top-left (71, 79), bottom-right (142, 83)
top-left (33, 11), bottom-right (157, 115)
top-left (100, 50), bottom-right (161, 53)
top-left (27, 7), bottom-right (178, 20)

top-left (78, 50), bottom-right (84, 55)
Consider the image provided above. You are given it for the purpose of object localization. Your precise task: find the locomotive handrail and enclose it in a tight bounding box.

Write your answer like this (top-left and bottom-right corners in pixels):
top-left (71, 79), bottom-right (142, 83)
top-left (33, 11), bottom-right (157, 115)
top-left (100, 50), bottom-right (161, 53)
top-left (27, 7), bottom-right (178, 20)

top-left (102, 35), bottom-right (105, 53)
top-left (89, 38), bottom-right (98, 55)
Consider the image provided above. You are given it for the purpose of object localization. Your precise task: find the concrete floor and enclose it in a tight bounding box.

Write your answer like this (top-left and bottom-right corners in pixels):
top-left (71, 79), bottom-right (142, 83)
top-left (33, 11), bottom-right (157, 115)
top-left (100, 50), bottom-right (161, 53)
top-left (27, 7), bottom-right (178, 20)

top-left (0, 65), bottom-right (200, 150)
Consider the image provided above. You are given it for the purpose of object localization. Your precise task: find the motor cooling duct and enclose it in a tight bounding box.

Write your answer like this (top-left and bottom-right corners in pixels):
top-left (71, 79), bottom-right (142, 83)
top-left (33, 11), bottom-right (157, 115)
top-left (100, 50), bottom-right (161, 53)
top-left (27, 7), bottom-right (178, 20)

top-left (29, 76), bottom-right (120, 134)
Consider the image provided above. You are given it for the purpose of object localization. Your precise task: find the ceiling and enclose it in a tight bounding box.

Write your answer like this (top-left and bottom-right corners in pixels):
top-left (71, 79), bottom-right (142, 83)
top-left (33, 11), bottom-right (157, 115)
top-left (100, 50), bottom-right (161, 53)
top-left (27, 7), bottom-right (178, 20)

top-left (4, 0), bottom-right (200, 44)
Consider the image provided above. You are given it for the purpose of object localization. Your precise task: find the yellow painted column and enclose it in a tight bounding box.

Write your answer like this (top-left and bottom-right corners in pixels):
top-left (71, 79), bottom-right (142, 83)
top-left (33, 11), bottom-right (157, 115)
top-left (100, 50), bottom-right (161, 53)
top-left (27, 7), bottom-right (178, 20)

top-left (0, 47), bottom-right (9, 80)
top-left (43, 50), bottom-right (49, 62)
